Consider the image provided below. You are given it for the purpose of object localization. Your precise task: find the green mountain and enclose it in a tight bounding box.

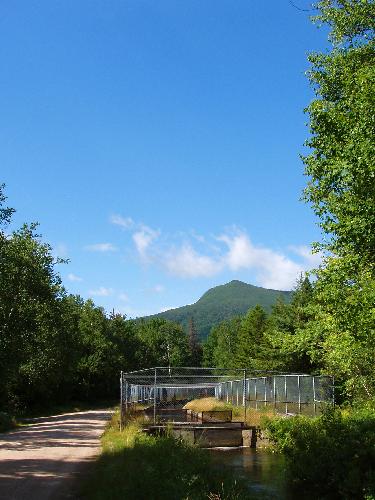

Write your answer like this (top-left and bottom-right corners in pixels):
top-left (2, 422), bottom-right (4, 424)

top-left (144, 280), bottom-right (292, 339)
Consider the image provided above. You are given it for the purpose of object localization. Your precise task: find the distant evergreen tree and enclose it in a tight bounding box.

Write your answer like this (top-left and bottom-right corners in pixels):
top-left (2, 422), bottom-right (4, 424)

top-left (188, 317), bottom-right (202, 366)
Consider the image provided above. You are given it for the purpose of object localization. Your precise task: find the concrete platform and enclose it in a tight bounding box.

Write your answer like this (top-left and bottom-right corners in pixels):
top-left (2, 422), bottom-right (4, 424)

top-left (144, 424), bottom-right (258, 448)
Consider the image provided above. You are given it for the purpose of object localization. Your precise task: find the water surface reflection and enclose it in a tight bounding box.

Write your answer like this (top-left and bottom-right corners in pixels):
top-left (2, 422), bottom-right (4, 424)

top-left (209, 447), bottom-right (290, 499)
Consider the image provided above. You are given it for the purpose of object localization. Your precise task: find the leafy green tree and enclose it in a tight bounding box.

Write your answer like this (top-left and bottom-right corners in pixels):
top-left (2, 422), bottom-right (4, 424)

top-left (302, 1), bottom-right (375, 399)
top-left (0, 184), bottom-right (145, 410)
top-left (0, 189), bottom-right (67, 409)
top-left (136, 318), bottom-right (189, 367)
top-left (235, 305), bottom-right (268, 369)
top-left (204, 317), bottom-right (242, 368)
top-left (202, 326), bottom-right (218, 367)
top-left (187, 317), bottom-right (202, 366)
top-left (267, 276), bottom-right (317, 373)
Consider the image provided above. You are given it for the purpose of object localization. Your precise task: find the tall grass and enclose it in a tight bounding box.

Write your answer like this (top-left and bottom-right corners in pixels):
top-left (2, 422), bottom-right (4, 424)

top-left (81, 412), bottom-right (252, 500)
top-left (183, 398), bottom-right (275, 427)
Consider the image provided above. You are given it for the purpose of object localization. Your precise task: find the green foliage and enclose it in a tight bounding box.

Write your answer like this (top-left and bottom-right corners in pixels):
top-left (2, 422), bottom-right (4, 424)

top-left (0, 185), bottom-right (193, 413)
top-left (187, 317), bottom-right (203, 366)
top-left (145, 280), bottom-right (292, 340)
top-left (266, 276), bottom-right (318, 373)
top-left (82, 418), bottom-right (251, 500)
top-left (0, 412), bottom-right (16, 432)
top-left (136, 318), bottom-right (189, 367)
top-left (0, 212), bottom-right (67, 410)
top-left (235, 305), bottom-right (268, 369)
top-left (203, 278), bottom-right (315, 372)
top-left (301, 0), bottom-right (375, 399)
top-left (203, 316), bottom-right (242, 368)
top-left (263, 406), bottom-right (375, 499)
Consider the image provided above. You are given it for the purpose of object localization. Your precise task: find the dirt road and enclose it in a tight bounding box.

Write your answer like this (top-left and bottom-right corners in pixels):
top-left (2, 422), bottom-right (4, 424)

top-left (0, 409), bottom-right (111, 500)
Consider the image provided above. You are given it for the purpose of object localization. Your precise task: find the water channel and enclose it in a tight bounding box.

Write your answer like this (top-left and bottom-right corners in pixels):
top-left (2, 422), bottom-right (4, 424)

top-left (147, 406), bottom-right (292, 498)
top-left (209, 447), bottom-right (290, 499)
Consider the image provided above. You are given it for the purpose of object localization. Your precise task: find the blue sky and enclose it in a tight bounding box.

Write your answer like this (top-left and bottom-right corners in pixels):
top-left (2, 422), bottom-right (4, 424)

top-left (1, 0), bottom-right (328, 317)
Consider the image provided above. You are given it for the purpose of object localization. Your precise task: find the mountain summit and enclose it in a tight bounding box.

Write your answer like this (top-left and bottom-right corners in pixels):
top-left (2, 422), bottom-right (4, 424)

top-left (144, 280), bottom-right (292, 339)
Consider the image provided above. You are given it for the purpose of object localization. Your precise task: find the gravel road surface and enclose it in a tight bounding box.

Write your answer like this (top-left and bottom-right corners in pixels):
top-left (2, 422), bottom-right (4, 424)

top-left (0, 409), bottom-right (111, 500)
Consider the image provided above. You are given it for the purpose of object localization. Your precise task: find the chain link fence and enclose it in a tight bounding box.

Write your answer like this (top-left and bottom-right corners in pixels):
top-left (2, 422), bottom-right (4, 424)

top-left (120, 367), bottom-right (334, 426)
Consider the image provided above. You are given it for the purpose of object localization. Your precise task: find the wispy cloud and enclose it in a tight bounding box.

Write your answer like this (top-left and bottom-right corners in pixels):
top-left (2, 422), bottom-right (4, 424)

top-left (53, 243), bottom-right (68, 259)
top-left (67, 273), bottom-right (83, 282)
top-left (88, 286), bottom-right (114, 297)
top-left (289, 245), bottom-right (322, 268)
top-left (164, 244), bottom-right (222, 278)
top-left (110, 214), bottom-right (134, 229)
top-left (111, 216), bottom-right (317, 290)
top-left (85, 243), bottom-right (118, 252)
top-left (132, 225), bottom-right (160, 260)
top-left (218, 232), bottom-right (304, 290)
top-left (118, 292), bottom-right (129, 302)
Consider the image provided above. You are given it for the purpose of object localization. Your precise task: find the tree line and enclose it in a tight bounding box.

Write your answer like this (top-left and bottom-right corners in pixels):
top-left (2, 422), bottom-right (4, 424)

top-left (0, 193), bottom-right (198, 413)
top-left (202, 276), bottom-right (315, 375)
top-left (203, 0), bottom-right (375, 407)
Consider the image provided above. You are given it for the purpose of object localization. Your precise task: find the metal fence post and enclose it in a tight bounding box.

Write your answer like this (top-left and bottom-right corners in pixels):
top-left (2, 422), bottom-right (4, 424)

top-left (120, 371), bottom-right (123, 431)
top-left (284, 375), bottom-right (287, 414)
top-left (312, 375), bottom-right (316, 415)
top-left (153, 367), bottom-right (157, 424)
top-left (243, 369), bottom-right (247, 423)
top-left (273, 376), bottom-right (277, 410)
top-left (298, 375), bottom-right (301, 414)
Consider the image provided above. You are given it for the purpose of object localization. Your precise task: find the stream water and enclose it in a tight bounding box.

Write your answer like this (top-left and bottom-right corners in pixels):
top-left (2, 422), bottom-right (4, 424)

top-left (209, 447), bottom-right (290, 499)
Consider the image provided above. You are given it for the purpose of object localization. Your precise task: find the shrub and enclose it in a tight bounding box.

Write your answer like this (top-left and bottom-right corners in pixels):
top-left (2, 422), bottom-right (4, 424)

top-left (263, 406), bottom-right (375, 499)
top-left (0, 412), bottom-right (16, 432)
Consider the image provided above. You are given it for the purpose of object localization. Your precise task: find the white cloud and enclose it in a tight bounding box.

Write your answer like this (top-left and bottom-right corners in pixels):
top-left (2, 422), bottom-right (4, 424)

top-left (110, 215), bottom-right (159, 260)
top-left (118, 293), bottom-right (129, 302)
top-left (88, 287), bottom-right (114, 297)
top-left (132, 225), bottom-right (159, 260)
top-left (219, 233), bottom-right (304, 290)
top-left (110, 214), bottom-right (134, 229)
top-left (164, 244), bottom-right (222, 278)
top-left (160, 231), bottom-right (316, 289)
top-left (289, 245), bottom-right (322, 268)
top-left (67, 273), bottom-right (83, 282)
top-left (159, 306), bottom-right (178, 313)
top-left (53, 243), bottom-right (68, 259)
top-left (153, 284), bottom-right (165, 293)
top-left (110, 215), bottom-right (318, 290)
top-left (114, 305), bottom-right (150, 318)
top-left (85, 243), bottom-right (118, 252)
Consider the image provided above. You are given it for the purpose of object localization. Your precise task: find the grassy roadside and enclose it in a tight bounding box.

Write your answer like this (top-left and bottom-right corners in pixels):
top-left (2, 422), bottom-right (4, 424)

top-left (81, 412), bottom-right (253, 500)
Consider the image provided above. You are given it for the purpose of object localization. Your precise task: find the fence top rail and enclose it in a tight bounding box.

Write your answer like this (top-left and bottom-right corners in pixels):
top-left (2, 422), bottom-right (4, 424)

top-left (130, 383), bottom-right (219, 389)
top-left (121, 367), bottom-right (334, 382)
top-left (121, 366), bottom-right (333, 377)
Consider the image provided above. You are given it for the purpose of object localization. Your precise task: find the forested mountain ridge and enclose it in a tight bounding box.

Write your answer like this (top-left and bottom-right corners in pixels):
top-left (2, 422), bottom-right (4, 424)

top-left (142, 280), bottom-right (292, 339)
